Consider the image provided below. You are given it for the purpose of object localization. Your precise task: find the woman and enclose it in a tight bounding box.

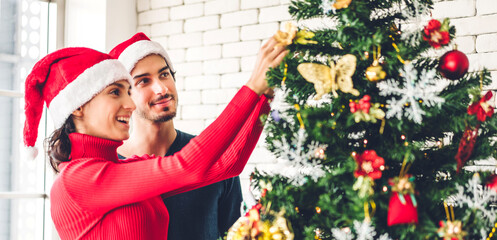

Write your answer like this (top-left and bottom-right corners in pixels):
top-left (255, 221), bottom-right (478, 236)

top-left (23, 39), bottom-right (287, 239)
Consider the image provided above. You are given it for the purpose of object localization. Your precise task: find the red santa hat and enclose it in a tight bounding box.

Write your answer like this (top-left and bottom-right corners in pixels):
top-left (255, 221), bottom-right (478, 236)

top-left (23, 47), bottom-right (132, 156)
top-left (109, 32), bottom-right (174, 73)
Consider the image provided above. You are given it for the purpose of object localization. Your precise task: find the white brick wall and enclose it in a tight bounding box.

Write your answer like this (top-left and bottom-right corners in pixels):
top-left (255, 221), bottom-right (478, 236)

top-left (203, 28), bottom-right (240, 44)
top-left (205, 0), bottom-right (240, 15)
top-left (136, 0), bottom-right (497, 200)
top-left (151, 21), bottom-right (183, 36)
top-left (186, 45), bottom-right (222, 61)
top-left (220, 10), bottom-right (258, 28)
top-left (184, 15), bottom-right (219, 32)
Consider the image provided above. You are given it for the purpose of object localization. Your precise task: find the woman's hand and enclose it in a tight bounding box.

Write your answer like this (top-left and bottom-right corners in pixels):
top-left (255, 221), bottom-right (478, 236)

top-left (246, 37), bottom-right (289, 95)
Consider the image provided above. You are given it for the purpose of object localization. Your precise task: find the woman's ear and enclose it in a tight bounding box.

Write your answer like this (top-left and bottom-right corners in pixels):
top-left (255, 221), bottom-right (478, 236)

top-left (72, 107), bottom-right (83, 117)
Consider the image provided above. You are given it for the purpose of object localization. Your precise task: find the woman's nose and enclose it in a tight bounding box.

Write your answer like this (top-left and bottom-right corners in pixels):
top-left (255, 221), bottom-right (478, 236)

top-left (124, 94), bottom-right (136, 111)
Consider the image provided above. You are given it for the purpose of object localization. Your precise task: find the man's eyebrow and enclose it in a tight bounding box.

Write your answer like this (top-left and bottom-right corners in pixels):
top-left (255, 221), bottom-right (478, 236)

top-left (158, 66), bottom-right (170, 73)
top-left (133, 65), bottom-right (169, 79)
top-left (133, 73), bottom-right (150, 79)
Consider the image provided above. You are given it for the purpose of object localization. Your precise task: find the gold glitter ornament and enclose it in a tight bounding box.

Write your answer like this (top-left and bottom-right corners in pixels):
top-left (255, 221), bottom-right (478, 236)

top-left (295, 29), bottom-right (318, 45)
top-left (226, 207), bottom-right (294, 240)
top-left (274, 23), bottom-right (317, 47)
top-left (437, 220), bottom-right (467, 240)
top-left (297, 54), bottom-right (359, 99)
top-left (274, 22), bottom-right (297, 47)
top-left (365, 60), bottom-right (386, 82)
top-left (333, 0), bottom-right (352, 10)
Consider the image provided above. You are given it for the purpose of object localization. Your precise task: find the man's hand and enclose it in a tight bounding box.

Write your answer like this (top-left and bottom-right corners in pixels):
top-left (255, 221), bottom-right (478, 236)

top-left (246, 37), bottom-right (289, 95)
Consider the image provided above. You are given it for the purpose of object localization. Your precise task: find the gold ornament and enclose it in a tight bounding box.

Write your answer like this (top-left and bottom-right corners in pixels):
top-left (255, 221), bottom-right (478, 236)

top-left (365, 46), bottom-right (386, 82)
top-left (365, 60), bottom-right (386, 82)
top-left (333, 0), bottom-right (352, 10)
top-left (437, 220), bottom-right (467, 240)
top-left (389, 175), bottom-right (415, 195)
top-left (274, 22), bottom-right (317, 47)
top-left (274, 22), bottom-right (297, 47)
top-left (297, 54), bottom-right (359, 99)
top-left (486, 222), bottom-right (497, 240)
top-left (314, 147), bottom-right (326, 159)
top-left (226, 209), bottom-right (294, 240)
top-left (295, 29), bottom-right (318, 45)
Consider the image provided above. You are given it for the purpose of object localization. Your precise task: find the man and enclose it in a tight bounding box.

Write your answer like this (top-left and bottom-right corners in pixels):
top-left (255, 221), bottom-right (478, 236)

top-left (109, 33), bottom-right (281, 239)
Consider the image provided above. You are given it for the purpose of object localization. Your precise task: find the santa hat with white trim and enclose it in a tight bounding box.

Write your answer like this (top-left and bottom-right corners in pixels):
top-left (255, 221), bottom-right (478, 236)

top-left (109, 32), bottom-right (174, 73)
top-left (23, 47), bottom-right (132, 158)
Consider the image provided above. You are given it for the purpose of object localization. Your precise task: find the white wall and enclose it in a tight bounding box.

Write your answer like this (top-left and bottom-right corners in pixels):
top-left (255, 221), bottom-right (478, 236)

top-left (135, 0), bottom-right (497, 196)
top-left (105, 0), bottom-right (138, 52)
top-left (64, 0), bottom-right (137, 52)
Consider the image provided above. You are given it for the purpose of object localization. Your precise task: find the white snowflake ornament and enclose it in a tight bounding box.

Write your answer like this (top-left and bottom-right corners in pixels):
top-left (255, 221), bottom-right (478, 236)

top-left (378, 62), bottom-right (445, 124)
top-left (331, 220), bottom-right (392, 240)
top-left (270, 128), bottom-right (328, 186)
top-left (447, 174), bottom-right (497, 225)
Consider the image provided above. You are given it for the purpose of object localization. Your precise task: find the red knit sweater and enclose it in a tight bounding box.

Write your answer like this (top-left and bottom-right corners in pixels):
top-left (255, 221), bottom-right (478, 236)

top-left (50, 86), bottom-right (270, 239)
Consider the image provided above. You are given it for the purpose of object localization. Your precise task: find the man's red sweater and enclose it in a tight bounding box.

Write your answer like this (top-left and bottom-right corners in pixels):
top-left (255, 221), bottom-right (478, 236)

top-left (50, 86), bottom-right (270, 239)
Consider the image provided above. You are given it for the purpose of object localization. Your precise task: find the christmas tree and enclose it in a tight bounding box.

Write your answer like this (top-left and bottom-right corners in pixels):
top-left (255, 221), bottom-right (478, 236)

top-left (226, 0), bottom-right (497, 239)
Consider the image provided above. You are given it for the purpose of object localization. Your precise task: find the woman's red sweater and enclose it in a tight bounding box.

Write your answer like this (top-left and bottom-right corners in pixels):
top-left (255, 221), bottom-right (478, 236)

top-left (50, 86), bottom-right (270, 239)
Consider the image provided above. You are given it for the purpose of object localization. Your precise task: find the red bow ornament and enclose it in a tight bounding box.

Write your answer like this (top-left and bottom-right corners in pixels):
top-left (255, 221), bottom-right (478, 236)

top-left (354, 150), bottom-right (385, 180)
top-left (468, 90), bottom-right (494, 122)
top-left (350, 95), bottom-right (371, 114)
top-left (423, 19), bottom-right (450, 49)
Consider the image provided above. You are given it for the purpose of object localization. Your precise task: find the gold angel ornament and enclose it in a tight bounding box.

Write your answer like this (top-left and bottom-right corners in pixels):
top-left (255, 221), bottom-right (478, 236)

top-left (297, 54), bottom-right (360, 99)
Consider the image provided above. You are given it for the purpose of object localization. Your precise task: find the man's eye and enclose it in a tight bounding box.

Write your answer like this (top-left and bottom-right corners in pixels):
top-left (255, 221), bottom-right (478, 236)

top-left (137, 78), bottom-right (149, 85)
top-left (160, 72), bottom-right (170, 78)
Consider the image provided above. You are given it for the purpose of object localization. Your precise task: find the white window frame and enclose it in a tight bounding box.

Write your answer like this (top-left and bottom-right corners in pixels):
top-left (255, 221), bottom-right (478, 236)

top-left (0, 0), bottom-right (63, 239)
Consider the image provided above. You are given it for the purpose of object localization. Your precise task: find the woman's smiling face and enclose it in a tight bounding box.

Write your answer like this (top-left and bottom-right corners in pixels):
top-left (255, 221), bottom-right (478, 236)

top-left (72, 79), bottom-right (136, 141)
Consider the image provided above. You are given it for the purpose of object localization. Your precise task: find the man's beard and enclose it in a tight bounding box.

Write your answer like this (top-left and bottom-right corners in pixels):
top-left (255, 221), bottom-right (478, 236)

top-left (137, 94), bottom-right (177, 123)
top-left (136, 107), bottom-right (177, 123)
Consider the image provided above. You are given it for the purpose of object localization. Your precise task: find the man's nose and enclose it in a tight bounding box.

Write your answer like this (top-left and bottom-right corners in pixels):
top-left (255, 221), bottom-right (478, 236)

top-left (152, 79), bottom-right (168, 95)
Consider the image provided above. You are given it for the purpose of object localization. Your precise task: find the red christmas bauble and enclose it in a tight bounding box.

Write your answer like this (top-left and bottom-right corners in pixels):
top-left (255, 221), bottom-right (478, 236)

top-left (438, 50), bottom-right (469, 80)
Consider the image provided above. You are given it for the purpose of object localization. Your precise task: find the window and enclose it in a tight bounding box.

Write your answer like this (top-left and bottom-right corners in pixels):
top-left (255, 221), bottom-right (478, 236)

top-left (0, 0), bottom-right (58, 239)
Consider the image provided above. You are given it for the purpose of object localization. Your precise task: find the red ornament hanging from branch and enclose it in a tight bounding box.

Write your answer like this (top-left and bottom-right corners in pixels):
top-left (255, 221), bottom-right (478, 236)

top-left (439, 50), bottom-right (469, 80)
top-left (455, 125), bottom-right (479, 173)
top-left (387, 174), bottom-right (419, 226)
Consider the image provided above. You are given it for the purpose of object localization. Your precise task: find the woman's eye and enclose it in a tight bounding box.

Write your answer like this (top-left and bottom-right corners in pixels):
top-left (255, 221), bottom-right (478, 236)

top-left (110, 89), bottom-right (120, 96)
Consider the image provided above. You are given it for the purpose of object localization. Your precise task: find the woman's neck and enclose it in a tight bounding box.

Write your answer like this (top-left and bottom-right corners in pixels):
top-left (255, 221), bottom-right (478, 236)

top-left (68, 133), bottom-right (122, 161)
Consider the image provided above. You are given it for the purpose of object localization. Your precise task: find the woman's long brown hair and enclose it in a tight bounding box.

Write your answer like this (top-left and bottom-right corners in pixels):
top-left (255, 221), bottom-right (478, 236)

top-left (45, 117), bottom-right (75, 173)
